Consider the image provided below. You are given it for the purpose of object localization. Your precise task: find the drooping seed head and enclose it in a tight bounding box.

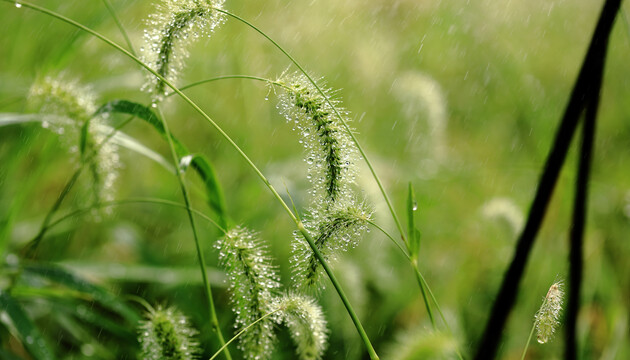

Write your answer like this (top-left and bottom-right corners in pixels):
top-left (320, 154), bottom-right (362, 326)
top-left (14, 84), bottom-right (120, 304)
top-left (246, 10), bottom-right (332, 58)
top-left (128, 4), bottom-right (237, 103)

top-left (141, 0), bottom-right (226, 101)
top-left (535, 281), bottom-right (564, 344)
top-left (28, 76), bottom-right (120, 211)
top-left (215, 227), bottom-right (281, 359)
top-left (275, 293), bottom-right (328, 360)
top-left (276, 73), bottom-right (358, 207)
top-left (137, 305), bottom-right (199, 360)
top-left (292, 200), bottom-right (372, 291)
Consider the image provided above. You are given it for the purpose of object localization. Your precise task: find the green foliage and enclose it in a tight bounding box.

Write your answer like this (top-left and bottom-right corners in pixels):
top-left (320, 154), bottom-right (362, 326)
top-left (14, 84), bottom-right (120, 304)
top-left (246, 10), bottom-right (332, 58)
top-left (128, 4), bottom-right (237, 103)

top-left (0, 0), bottom-right (628, 359)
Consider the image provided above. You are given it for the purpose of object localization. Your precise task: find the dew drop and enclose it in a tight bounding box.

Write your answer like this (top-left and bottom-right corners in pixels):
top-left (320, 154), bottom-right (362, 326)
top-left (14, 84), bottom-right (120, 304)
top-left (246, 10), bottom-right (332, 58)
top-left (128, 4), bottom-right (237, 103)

top-left (15, 2), bottom-right (22, 8)
top-left (412, 202), bottom-right (418, 211)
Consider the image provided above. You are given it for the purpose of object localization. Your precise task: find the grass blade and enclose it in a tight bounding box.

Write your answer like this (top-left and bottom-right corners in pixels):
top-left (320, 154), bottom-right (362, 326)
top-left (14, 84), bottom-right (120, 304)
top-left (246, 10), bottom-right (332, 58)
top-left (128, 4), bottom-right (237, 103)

top-left (96, 100), bottom-right (228, 228)
top-left (0, 291), bottom-right (55, 360)
top-left (22, 262), bottom-right (139, 323)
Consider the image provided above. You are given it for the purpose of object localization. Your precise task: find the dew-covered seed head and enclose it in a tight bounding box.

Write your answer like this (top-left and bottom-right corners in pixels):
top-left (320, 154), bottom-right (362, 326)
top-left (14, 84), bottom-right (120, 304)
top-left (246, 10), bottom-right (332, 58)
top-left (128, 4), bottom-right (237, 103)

top-left (535, 281), bottom-right (564, 344)
top-left (137, 305), bottom-right (199, 360)
top-left (275, 293), bottom-right (328, 360)
top-left (292, 200), bottom-right (372, 291)
top-left (215, 227), bottom-right (281, 360)
top-left (275, 73), bottom-right (358, 207)
top-left (141, 0), bottom-right (226, 101)
top-left (28, 76), bottom-right (121, 213)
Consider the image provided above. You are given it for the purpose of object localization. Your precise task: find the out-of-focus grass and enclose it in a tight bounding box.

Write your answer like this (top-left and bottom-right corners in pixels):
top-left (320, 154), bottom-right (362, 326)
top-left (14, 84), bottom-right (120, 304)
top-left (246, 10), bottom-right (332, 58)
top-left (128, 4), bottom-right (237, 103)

top-left (1, 0), bottom-right (628, 359)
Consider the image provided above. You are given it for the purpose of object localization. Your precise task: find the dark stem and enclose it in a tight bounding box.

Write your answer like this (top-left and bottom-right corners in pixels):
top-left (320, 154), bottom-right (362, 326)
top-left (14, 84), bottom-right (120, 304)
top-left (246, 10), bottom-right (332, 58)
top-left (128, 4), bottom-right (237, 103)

top-left (566, 51), bottom-right (604, 359)
top-left (473, 1), bottom-right (621, 359)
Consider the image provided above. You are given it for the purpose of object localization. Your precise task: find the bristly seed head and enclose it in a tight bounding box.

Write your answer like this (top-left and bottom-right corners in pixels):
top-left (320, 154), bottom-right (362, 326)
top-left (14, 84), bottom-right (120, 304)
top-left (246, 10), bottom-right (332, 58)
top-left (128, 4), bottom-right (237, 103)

top-left (292, 201), bottom-right (372, 291)
top-left (535, 281), bottom-right (564, 344)
top-left (276, 72), bottom-right (358, 207)
top-left (275, 293), bottom-right (328, 360)
top-left (215, 227), bottom-right (281, 360)
top-left (28, 76), bottom-right (121, 213)
top-left (137, 305), bottom-right (199, 360)
top-left (141, 0), bottom-right (226, 101)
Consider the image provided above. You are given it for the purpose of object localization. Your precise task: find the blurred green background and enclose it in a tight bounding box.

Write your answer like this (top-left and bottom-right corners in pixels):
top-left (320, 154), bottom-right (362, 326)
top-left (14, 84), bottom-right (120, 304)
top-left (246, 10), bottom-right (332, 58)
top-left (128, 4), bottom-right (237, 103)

top-left (1, 0), bottom-right (629, 359)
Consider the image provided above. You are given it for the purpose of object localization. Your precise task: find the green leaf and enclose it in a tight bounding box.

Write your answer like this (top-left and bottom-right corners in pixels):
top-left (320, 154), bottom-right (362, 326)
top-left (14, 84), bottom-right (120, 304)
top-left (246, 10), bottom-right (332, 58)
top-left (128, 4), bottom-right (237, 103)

top-left (406, 182), bottom-right (421, 259)
top-left (0, 291), bottom-right (55, 360)
top-left (189, 154), bottom-right (228, 229)
top-left (95, 100), bottom-right (229, 228)
top-left (22, 262), bottom-right (139, 324)
top-left (79, 118), bottom-right (89, 158)
top-left (0, 113), bottom-right (173, 172)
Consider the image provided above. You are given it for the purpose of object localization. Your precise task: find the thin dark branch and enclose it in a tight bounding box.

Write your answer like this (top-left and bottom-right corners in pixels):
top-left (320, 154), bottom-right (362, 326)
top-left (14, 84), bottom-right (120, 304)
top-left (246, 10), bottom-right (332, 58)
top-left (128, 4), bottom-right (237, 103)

top-left (566, 48), bottom-right (605, 359)
top-left (473, 1), bottom-right (621, 359)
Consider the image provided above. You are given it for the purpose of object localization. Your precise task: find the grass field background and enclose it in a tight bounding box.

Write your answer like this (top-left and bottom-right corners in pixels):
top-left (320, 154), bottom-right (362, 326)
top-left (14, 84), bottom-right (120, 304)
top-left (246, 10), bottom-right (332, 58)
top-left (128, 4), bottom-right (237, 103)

top-left (1, 0), bottom-right (629, 359)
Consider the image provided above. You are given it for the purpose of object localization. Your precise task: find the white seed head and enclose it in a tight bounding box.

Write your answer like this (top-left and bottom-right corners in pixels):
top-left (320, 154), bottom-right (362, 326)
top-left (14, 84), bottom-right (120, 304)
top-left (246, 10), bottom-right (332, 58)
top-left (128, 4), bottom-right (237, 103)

top-left (141, 0), bottom-right (226, 101)
top-left (276, 72), bottom-right (358, 206)
top-left (215, 227), bottom-right (281, 360)
top-left (535, 282), bottom-right (564, 344)
top-left (28, 76), bottom-right (120, 212)
top-left (137, 305), bottom-right (199, 360)
top-left (275, 293), bottom-right (328, 360)
top-left (292, 200), bottom-right (372, 291)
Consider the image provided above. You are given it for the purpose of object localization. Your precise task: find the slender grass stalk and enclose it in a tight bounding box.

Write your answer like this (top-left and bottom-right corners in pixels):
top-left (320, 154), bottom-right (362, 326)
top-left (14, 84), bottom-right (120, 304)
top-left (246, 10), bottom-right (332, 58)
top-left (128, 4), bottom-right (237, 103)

top-left (24, 113), bottom-right (134, 258)
top-left (153, 105), bottom-right (232, 360)
top-left (3, 2), bottom-right (377, 357)
top-left (368, 220), bottom-right (463, 360)
top-left (209, 310), bottom-right (281, 360)
top-left (212, 8), bottom-right (407, 247)
top-left (100, 0), bottom-right (135, 56)
top-left (44, 197), bottom-right (225, 235)
top-left (520, 321), bottom-right (536, 360)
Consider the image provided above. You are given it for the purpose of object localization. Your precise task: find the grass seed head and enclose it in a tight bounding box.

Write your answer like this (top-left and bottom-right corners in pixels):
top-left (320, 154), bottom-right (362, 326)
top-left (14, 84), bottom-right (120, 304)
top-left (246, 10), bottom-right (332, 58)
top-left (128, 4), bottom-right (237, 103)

top-left (275, 293), bottom-right (328, 360)
top-left (535, 281), bottom-right (564, 344)
top-left (276, 73), bottom-right (358, 207)
top-left (28, 76), bottom-right (121, 212)
top-left (215, 227), bottom-right (281, 360)
top-left (141, 0), bottom-right (226, 101)
top-left (292, 200), bottom-right (372, 291)
top-left (138, 305), bottom-right (199, 360)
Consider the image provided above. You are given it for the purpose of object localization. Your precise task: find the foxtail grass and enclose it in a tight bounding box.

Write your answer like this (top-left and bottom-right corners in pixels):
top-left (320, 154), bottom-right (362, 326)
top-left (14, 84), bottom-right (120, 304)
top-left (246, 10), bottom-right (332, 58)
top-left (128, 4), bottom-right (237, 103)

top-left (138, 305), bottom-right (200, 360)
top-left (275, 293), bottom-right (328, 360)
top-left (521, 281), bottom-right (564, 360)
top-left (141, 0), bottom-right (226, 101)
top-left (292, 201), bottom-right (372, 291)
top-left (216, 227), bottom-right (281, 359)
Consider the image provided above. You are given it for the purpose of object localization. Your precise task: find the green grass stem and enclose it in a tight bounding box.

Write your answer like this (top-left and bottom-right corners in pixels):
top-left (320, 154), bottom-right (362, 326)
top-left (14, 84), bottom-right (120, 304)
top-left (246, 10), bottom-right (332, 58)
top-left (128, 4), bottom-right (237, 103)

top-left (100, 0), bottom-right (135, 56)
top-left (209, 309), bottom-right (281, 360)
top-left (23, 115), bottom-right (135, 257)
top-left (3, 2), bottom-right (373, 357)
top-left (153, 104), bottom-right (232, 360)
top-left (213, 9), bottom-right (407, 248)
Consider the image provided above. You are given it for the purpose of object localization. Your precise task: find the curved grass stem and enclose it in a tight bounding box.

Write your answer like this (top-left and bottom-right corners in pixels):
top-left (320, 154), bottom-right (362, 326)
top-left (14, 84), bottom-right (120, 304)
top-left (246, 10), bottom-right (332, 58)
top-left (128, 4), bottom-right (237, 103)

top-left (101, 0), bottom-right (135, 56)
top-left (5, 1), bottom-right (374, 357)
top-left (209, 309), bottom-right (281, 360)
top-left (154, 104), bottom-right (232, 360)
top-left (214, 9), bottom-right (407, 247)
top-left (520, 320), bottom-right (537, 360)
top-left (24, 115), bottom-right (135, 257)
